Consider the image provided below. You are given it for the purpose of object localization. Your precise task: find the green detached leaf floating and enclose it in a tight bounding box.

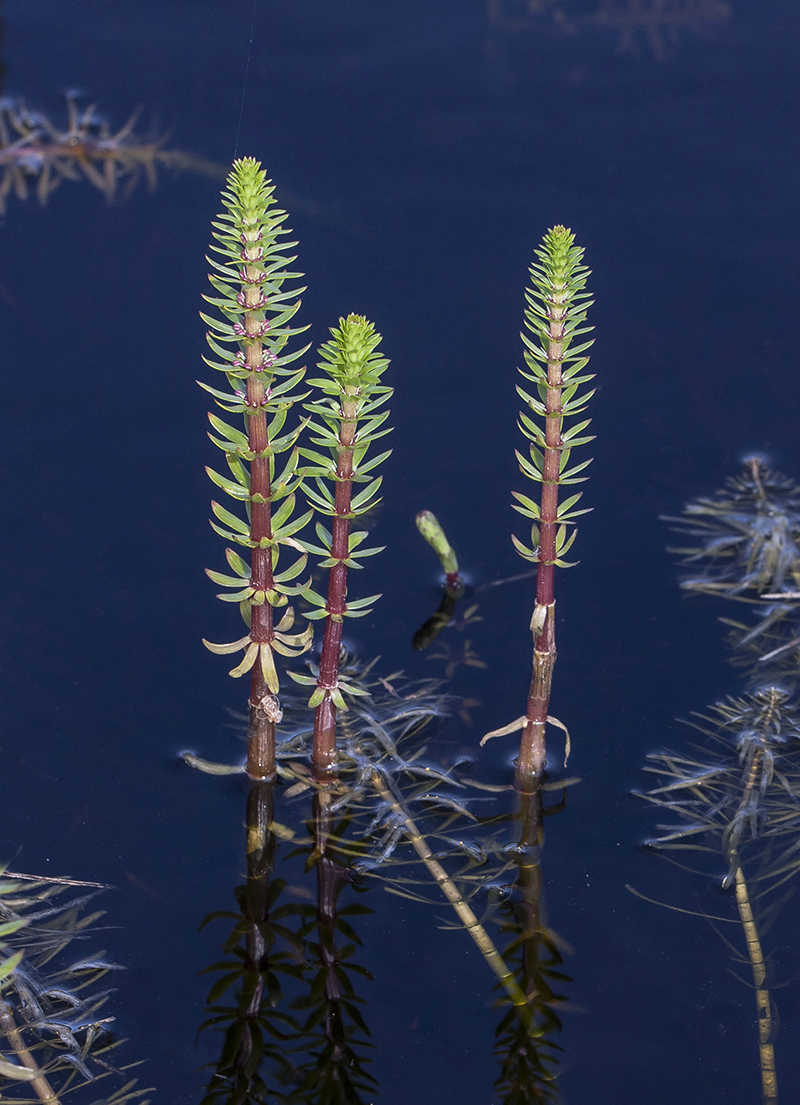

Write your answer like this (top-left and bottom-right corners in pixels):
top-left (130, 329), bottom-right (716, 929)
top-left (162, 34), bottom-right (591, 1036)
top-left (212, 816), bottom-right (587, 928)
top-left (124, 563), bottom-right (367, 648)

top-left (200, 158), bottom-right (313, 778)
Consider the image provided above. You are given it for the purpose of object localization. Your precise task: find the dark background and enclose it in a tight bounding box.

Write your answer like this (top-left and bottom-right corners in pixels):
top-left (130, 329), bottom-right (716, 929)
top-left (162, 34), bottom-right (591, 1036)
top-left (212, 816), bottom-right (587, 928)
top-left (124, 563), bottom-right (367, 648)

top-left (1, 0), bottom-right (799, 1101)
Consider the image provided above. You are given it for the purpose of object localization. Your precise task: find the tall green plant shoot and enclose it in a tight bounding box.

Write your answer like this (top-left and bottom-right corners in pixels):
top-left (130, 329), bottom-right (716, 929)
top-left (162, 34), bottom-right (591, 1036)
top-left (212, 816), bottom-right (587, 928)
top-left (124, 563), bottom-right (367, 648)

top-left (200, 158), bottom-right (313, 779)
top-left (509, 226), bottom-right (594, 781)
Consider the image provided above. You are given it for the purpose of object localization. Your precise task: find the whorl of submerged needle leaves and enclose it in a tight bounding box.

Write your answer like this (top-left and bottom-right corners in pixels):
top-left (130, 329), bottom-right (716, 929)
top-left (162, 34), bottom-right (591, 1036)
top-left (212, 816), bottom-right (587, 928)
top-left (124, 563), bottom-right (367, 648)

top-left (301, 314), bottom-right (392, 619)
top-left (200, 158), bottom-right (313, 678)
top-left (512, 225), bottom-right (595, 568)
top-left (669, 459), bottom-right (800, 597)
top-left (640, 686), bottom-right (800, 883)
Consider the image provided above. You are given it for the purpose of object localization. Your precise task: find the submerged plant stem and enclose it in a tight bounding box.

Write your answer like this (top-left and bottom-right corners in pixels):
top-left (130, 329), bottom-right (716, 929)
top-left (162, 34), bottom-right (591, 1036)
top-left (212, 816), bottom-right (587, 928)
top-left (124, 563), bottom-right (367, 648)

top-left (369, 769), bottom-right (530, 1018)
top-left (732, 860), bottom-right (778, 1104)
top-left (0, 999), bottom-right (59, 1102)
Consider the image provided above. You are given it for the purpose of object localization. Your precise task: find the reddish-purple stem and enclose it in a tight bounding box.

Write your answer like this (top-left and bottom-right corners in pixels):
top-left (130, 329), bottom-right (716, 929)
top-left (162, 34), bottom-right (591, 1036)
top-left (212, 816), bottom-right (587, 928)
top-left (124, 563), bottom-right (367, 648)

top-left (313, 404), bottom-right (357, 774)
top-left (241, 255), bottom-right (277, 779)
top-left (517, 304), bottom-right (566, 786)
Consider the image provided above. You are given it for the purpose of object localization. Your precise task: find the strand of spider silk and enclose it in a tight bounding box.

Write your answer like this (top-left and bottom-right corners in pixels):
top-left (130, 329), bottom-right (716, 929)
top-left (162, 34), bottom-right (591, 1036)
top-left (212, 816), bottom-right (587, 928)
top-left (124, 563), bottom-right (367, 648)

top-left (233, 0), bottom-right (258, 161)
top-left (0, 1000), bottom-right (61, 1100)
top-left (731, 857), bottom-right (778, 1103)
top-left (369, 768), bottom-right (531, 1020)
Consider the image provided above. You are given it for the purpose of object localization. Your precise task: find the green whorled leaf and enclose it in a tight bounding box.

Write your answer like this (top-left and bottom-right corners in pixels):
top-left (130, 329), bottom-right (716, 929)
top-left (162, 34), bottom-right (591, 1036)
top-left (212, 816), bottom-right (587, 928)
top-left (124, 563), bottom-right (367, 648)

top-left (302, 588), bottom-right (329, 608)
top-left (561, 418), bottom-right (593, 442)
top-left (217, 586), bottom-right (256, 602)
top-left (516, 449), bottom-right (544, 482)
top-left (296, 539), bottom-right (330, 558)
top-left (208, 412), bottom-right (249, 446)
top-left (270, 492), bottom-right (297, 533)
top-left (299, 445), bottom-right (337, 471)
top-left (314, 521), bottom-right (333, 548)
top-left (511, 532), bottom-right (540, 563)
top-left (206, 467), bottom-right (251, 501)
top-left (559, 432), bottom-right (595, 448)
top-left (345, 593), bottom-right (381, 610)
top-left (225, 547), bottom-right (251, 577)
top-left (211, 500), bottom-right (250, 535)
top-left (206, 568), bottom-right (252, 588)
top-left (225, 453), bottom-right (250, 488)
top-left (273, 554), bottom-right (308, 583)
top-left (352, 447), bottom-right (393, 477)
top-left (511, 491), bottom-right (542, 519)
top-left (303, 481), bottom-right (336, 513)
top-left (303, 607), bottom-right (330, 621)
top-left (559, 456), bottom-right (594, 482)
top-left (556, 492), bottom-right (584, 515)
top-left (555, 524), bottom-right (578, 557)
top-left (210, 522), bottom-right (252, 547)
top-left (273, 508), bottom-right (314, 541)
top-left (199, 310), bottom-right (239, 338)
top-left (286, 669), bottom-right (319, 687)
top-left (349, 477), bottom-right (383, 513)
top-left (197, 379), bottom-right (246, 406)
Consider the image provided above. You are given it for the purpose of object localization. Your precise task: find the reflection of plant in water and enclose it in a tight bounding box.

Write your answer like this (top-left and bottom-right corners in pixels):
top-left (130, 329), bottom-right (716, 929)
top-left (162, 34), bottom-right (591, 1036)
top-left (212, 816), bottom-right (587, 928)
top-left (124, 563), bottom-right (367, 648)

top-left (198, 783), bottom-right (305, 1104)
top-left (198, 778), bottom-right (377, 1103)
top-left (289, 792), bottom-right (376, 1105)
top-left (490, 786), bottom-right (569, 1105)
top-left (487, 0), bottom-right (730, 59)
top-left (0, 868), bottom-right (150, 1103)
top-left (0, 93), bottom-right (224, 213)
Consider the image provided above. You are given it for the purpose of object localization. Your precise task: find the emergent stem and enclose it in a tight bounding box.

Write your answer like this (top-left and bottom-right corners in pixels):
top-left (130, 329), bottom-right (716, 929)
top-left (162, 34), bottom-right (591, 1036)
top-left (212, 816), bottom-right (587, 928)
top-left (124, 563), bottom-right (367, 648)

top-left (243, 256), bottom-right (276, 779)
top-left (519, 289), bottom-right (566, 783)
top-left (313, 396), bottom-right (357, 774)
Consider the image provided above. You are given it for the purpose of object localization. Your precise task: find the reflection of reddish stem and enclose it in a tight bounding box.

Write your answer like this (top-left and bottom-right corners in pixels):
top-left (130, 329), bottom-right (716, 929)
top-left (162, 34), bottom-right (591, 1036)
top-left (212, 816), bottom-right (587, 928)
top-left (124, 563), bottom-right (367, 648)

top-left (518, 302), bottom-right (565, 785)
top-left (313, 402), bottom-right (357, 774)
top-left (242, 259), bottom-right (276, 779)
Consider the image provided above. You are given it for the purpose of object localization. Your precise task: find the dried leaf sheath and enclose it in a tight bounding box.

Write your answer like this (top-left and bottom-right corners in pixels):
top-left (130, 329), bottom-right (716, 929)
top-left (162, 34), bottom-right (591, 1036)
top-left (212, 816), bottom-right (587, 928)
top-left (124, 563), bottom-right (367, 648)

top-left (512, 227), bottom-right (594, 780)
top-left (200, 159), bottom-right (313, 777)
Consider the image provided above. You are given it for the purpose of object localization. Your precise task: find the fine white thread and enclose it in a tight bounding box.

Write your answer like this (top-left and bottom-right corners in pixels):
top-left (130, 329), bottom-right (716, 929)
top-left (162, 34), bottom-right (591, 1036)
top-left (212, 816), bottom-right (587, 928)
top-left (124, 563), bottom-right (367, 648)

top-left (234, 0), bottom-right (259, 161)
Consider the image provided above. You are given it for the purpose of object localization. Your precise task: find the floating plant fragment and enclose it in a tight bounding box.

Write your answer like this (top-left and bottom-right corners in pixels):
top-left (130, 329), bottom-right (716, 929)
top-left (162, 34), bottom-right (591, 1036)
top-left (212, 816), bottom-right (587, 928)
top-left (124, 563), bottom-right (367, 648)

top-left (0, 93), bottom-right (225, 213)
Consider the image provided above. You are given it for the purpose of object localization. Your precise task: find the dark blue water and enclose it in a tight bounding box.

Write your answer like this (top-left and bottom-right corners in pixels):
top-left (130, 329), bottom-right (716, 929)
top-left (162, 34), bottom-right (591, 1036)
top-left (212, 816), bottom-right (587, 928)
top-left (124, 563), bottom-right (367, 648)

top-left (1, 1), bottom-right (799, 1101)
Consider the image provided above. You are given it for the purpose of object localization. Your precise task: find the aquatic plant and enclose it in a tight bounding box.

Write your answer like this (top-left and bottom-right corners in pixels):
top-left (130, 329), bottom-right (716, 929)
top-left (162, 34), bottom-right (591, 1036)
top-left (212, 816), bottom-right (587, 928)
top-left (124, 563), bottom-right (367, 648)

top-left (637, 461), bottom-right (800, 1102)
top-left (668, 457), bottom-right (800, 682)
top-left (289, 315), bottom-right (392, 774)
top-left (0, 868), bottom-right (150, 1103)
top-left (412, 511), bottom-right (466, 652)
top-left (638, 686), bottom-right (800, 1104)
top-left (200, 157), bottom-right (313, 779)
top-left (669, 457), bottom-right (800, 599)
top-left (0, 92), bottom-right (223, 214)
top-left (486, 226), bottom-right (593, 781)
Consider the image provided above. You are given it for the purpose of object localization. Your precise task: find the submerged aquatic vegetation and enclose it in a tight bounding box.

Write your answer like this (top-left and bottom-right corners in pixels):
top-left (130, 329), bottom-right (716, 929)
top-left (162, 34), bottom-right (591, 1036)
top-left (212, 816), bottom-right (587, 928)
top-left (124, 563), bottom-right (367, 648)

top-left (669, 457), bottom-right (800, 599)
top-left (639, 686), bottom-right (800, 1104)
top-left (0, 869), bottom-right (150, 1103)
top-left (669, 457), bottom-right (800, 681)
top-left (0, 92), bottom-right (223, 213)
